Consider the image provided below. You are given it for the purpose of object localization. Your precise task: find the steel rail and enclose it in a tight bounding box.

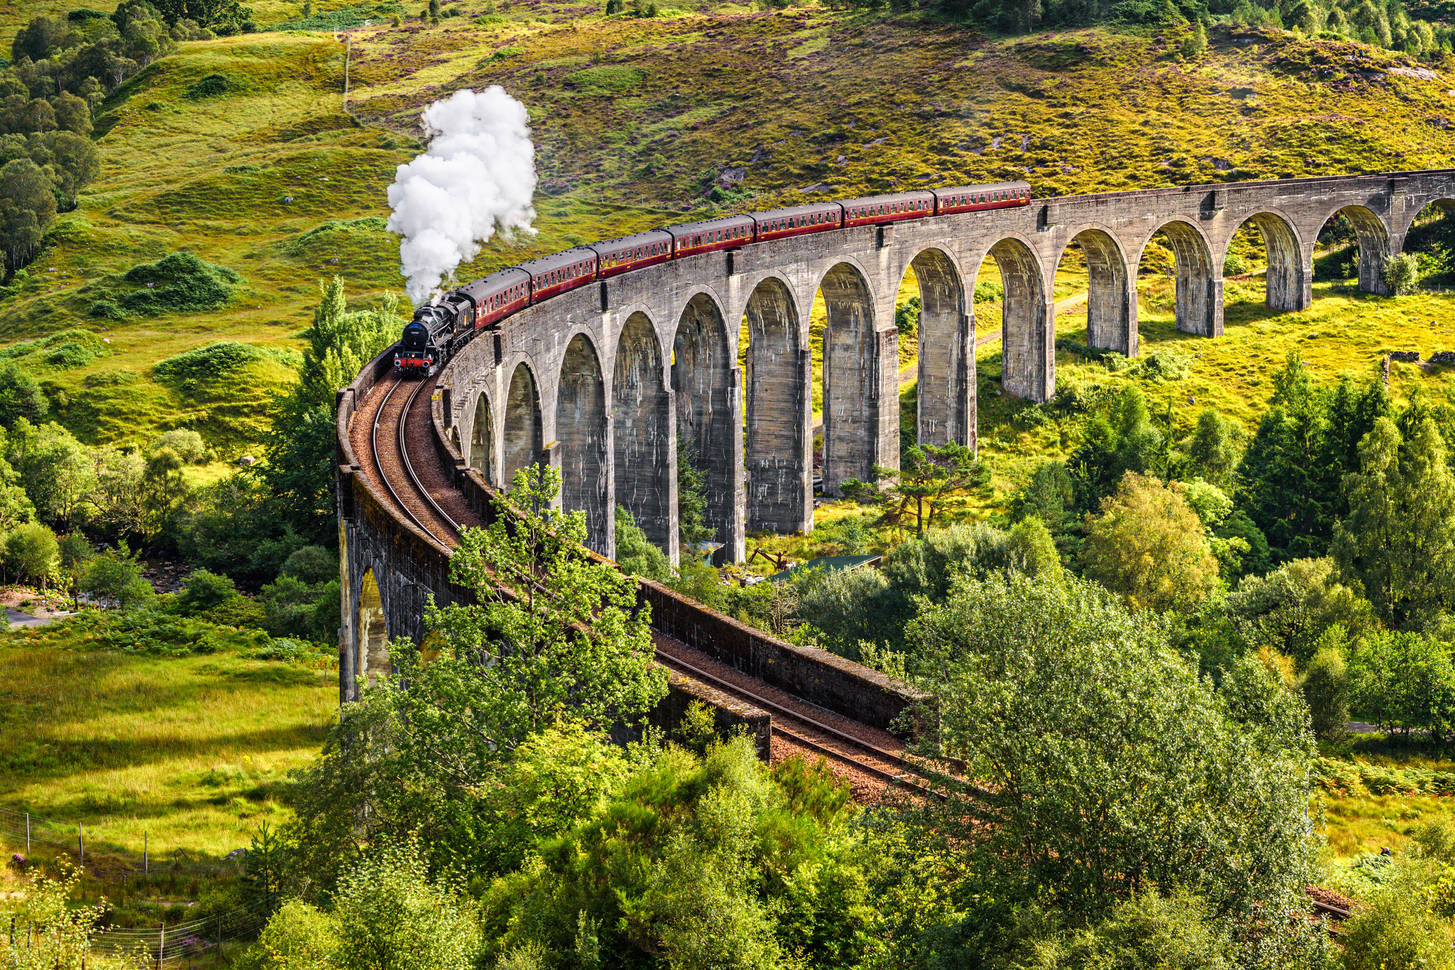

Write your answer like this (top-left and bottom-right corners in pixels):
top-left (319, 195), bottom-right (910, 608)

top-left (371, 375), bottom-right (451, 546)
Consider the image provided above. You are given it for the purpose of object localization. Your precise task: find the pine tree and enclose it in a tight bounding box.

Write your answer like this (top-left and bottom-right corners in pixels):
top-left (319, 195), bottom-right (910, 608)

top-left (1333, 416), bottom-right (1455, 626)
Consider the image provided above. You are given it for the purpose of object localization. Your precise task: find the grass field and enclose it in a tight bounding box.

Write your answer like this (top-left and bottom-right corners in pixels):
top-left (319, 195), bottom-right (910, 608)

top-left (0, 618), bottom-right (335, 861)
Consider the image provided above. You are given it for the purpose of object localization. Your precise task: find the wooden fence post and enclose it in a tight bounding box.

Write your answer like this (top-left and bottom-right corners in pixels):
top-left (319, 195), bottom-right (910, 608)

top-left (157, 922), bottom-right (165, 970)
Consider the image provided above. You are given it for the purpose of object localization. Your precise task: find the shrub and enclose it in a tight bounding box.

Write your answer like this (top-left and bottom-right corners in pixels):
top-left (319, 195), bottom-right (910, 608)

top-left (115, 252), bottom-right (242, 316)
top-left (81, 545), bottom-right (152, 610)
top-left (894, 295), bottom-right (921, 336)
top-left (280, 545), bottom-right (336, 585)
top-left (153, 342), bottom-right (273, 388)
top-left (1341, 888), bottom-right (1455, 970)
top-left (1382, 252), bottom-right (1421, 294)
top-left (185, 73), bottom-right (240, 99)
top-left (176, 568), bottom-right (239, 614)
top-left (149, 428), bottom-right (208, 464)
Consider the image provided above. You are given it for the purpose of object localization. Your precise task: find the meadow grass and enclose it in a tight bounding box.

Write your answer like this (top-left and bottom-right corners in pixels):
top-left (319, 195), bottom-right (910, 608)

top-left (0, 619), bottom-right (335, 861)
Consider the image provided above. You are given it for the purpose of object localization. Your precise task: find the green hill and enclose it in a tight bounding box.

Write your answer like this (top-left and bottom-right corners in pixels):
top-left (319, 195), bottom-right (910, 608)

top-left (0, 1), bottom-right (1452, 460)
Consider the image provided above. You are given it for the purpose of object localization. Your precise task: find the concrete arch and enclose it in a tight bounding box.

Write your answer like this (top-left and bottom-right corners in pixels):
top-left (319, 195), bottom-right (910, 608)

top-left (978, 236), bottom-right (1052, 402)
top-left (502, 361), bottom-right (543, 487)
top-left (358, 567), bottom-right (389, 683)
top-left (743, 275), bottom-right (810, 534)
top-left (1232, 211), bottom-right (1310, 312)
top-left (1316, 204), bottom-right (1393, 296)
top-left (908, 247), bottom-right (973, 448)
top-left (467, 389), bottom-right (495, 484)
top-left (1398, 195), bottom-right (1455, 240)
top-left (614, 312), bottom-right (676, 560)
top-left (557, 332), bottom-right (610, 554)
top-left (673, 293), bottom-right (736, 559)
top-left (1058, 227), bottom-right (1135, 357)
top-left (1138, 220), bottom-right (1221, 337)
top-left (819, 261), bottom-right (879, 493)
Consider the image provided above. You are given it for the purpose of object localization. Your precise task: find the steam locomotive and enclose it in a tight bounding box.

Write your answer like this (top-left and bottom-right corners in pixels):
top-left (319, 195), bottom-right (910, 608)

top-left (392, 181), bottom-right (1032, 374)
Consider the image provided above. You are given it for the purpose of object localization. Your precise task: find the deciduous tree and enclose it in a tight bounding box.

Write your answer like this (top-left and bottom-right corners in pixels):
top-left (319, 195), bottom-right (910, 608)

top-left (1081, 471), bottom-right (1219, 612)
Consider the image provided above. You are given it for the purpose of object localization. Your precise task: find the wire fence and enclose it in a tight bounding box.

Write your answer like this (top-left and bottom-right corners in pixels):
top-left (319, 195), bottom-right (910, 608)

top-left (0, 806), bottom-right (268, 967)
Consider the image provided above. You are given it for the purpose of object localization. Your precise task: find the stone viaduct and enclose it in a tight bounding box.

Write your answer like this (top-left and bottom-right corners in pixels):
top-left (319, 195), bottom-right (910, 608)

top-left (338, 169), bottom-right (1455, 705)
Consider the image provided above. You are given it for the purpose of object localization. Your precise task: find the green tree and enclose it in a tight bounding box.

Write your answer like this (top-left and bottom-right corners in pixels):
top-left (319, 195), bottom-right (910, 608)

top-left (176, 567), bottom-right (238, 613)
top-left (286, 468), bottom-right (665, 887)
top-left (1333, 415), bottom-right (1455, 626)
top-left (0, 158), bottom-right (56, 280)
top-left (484, 738), bottom-right (890, 970)
top-left (5, 522), bottom-right (58, 588)
top-left (1223, 558), bottom-right (1375, 666)
top-left (676, 437), bottom-right (713, 555)
top-left (1182, 408), bottom-right (1241, 488)
top-left (0, 864), bottom-right (118, 970)
top-left (7, 420), bottom-right (95, 530)
top-left (1082, 471), bottom-right (1219, 612)
top-left (1348, 630), bottom-right (1455, 738)
top-left (262, 278), bottom-right (399, 543)
top-left (614, 505), bottom-right (671, 580)
top-left (1067, 386), bottom-right (1167, 512)
top-left (907, 572), bottom-right (1316, 922)
top-left (28, 131), bottom-right (100, 210)
top-left (1011, 459), bottom-right (1075, 533)
top-left (1239, 357), bottom-right (1391, 562)
top-left (842, 441), bottom-right (986, 534)
top-left (0, 360), bottom-right (47, 429)
top-left (1301, 644), bottom-right (1350, 741)
top-left (429, 464), bottom-right (667, 740)
top-left (80, 543), bottom-right (152, 610)
top-left (148, 0), bottom-right (254, 32)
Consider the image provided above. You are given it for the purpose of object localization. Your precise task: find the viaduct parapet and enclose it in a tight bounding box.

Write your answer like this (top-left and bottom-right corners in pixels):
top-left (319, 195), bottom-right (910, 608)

top-left (338, 169), bottom-right (1455, 714)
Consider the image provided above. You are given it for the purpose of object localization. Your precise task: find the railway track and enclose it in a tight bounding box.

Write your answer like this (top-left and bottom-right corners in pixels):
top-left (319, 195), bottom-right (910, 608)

top-left (356, 368), bottom-right (941, 800)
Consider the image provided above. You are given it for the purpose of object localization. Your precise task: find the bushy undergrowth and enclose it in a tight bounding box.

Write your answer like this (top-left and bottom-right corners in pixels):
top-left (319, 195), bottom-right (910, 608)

top-left (270, 3), bottom-right (403, 30)
top-left (153, 341), bottom-right (288, 389)
top-left (90, 252), bottom-right (243, 320)
top-left (0, 329), bottom-right (110, 371)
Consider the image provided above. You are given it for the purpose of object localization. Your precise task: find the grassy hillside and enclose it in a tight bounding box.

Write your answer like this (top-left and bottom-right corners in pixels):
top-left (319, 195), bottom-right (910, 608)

top-left (1, 3), bottom-right (1453, 456)
top-left (0, 615), bottom-right (334, 859)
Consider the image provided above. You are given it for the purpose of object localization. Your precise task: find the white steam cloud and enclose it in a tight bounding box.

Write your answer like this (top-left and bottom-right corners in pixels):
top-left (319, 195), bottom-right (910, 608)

top-left (386, 87), bottom-right (537, 306)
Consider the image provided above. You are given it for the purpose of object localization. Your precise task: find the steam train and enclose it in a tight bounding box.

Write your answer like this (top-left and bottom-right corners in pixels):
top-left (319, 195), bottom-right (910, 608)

top-left (392, 181), bottom-right (1032, 373)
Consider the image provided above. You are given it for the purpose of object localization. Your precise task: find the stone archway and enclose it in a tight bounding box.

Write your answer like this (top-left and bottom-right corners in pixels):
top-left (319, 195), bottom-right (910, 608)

top-left (1316, 204), bottom-right (1394, 296)
top-left (742, 277), bottom-right (809, 534)
top-left (1233, 212), bottom-right (1309, 312)
top-left (1141, 221), bottom-right (1219, 337)
top-left (908, 248), bottom-right (972, 449)
top-left (673, 294), bottom-right (735, 557)
top-left (614, 313), bottom-right (675, 559)
top-left (358, 568), bottom-right (389, 683)
top-left (502, 362), bottom-right (543, 487)
top-left (819, 262), bottom-right (878, 493)
top-left (557, 333), bottom-right (610, 554)
top-left (468, 390), bottom-right (494, 484)
top-left (1060, 228), bottom-right (1134, 356)
top-left (982, 238), bottom-right (1051, 401)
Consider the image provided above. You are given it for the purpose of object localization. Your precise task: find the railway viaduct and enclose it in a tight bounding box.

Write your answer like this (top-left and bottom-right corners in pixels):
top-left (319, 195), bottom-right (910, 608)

top-left (337, 169), bottom-right (1455, 741)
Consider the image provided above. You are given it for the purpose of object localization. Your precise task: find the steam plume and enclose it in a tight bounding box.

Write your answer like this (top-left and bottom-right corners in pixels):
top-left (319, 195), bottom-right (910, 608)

top-left (386, 87), bottom-right (537, 306)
